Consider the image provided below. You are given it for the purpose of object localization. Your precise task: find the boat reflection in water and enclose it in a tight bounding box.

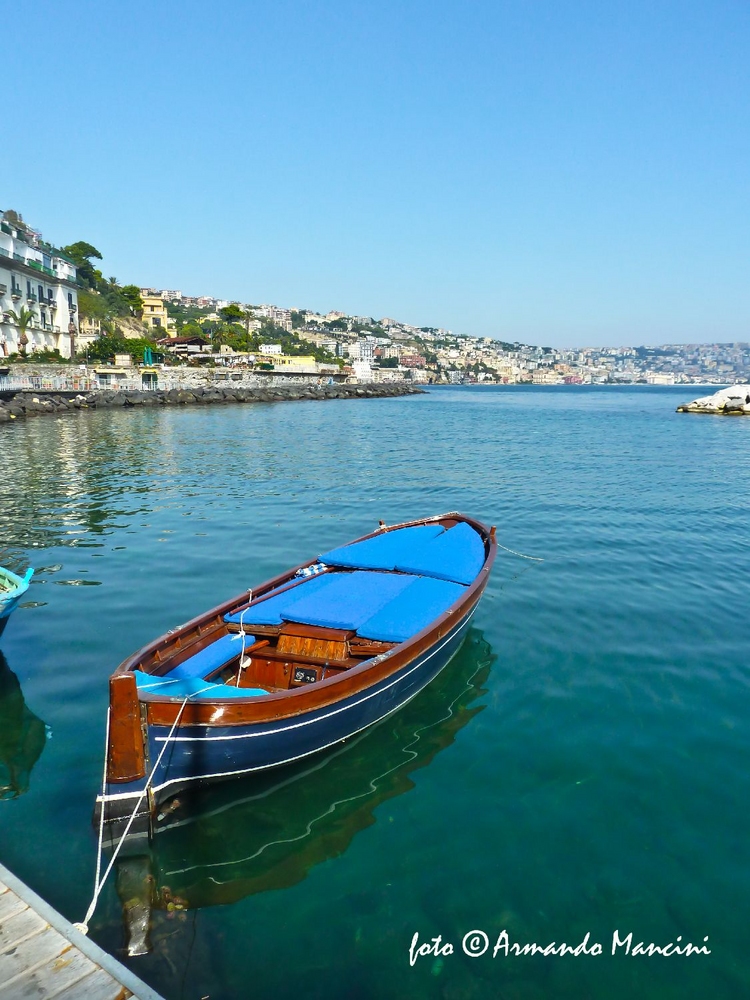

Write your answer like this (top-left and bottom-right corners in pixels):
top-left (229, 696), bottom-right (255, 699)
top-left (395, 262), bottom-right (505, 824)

top-left (114, 629), bottom-right (494, 954)
top-left (0, 652), bottom-right (47, 799)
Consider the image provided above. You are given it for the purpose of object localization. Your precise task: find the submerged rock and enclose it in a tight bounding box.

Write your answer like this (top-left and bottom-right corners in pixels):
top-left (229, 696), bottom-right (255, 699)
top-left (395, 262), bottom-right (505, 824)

top-left (677, 384), bottom-right (750, 414)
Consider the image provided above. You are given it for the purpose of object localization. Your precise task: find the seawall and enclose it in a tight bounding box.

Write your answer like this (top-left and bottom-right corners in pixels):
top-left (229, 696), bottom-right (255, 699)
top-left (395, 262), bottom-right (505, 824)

top-left (0, 382), bottom-right (425, 424)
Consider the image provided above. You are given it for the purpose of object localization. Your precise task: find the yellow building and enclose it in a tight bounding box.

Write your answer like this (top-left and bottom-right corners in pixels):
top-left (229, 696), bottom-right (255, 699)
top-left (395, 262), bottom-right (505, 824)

top-left (140, 295), bottom-right (172, 334)
top-left (255, 353), bottom-right (317, 369)
top-left (274, 354), bottom-right (316, 368)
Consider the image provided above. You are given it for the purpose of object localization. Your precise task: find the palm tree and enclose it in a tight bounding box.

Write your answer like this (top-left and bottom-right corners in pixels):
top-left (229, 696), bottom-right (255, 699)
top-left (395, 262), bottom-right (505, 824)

top-left (7, 307), bottom-right (36, 358)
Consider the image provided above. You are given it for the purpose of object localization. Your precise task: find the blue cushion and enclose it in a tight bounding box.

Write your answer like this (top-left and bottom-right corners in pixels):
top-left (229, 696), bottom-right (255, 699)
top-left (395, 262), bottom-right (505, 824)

top-left (395, 522), bottom-right (485, 585)
top-left (319, 524), bottom-right (445, 571)
top-left (357, 577), bottom-right (466, 643)
top-left (282, 571), bottom-right (417, 630)
top-left (133, 670), bottom-right (267, 699)
top-left (167, 633), bottom-right (255, 680)
top-left (224, 573), bottom-right (338, 625)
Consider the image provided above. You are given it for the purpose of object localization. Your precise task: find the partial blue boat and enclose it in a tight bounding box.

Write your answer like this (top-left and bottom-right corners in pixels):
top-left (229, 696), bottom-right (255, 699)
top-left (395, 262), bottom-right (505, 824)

top-left (0, 567), bottom-right (33, 639)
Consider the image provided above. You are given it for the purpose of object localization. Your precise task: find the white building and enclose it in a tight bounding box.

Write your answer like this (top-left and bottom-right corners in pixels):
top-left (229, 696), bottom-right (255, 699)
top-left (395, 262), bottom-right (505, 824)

top-left (352, 360), bottom-right (374, 382)
top-left (347, 338), bottom-right (376, 362)
top-left (253, 305), bottom-right (292, 332)
top-left (0, 213), bottom-right (79, 359)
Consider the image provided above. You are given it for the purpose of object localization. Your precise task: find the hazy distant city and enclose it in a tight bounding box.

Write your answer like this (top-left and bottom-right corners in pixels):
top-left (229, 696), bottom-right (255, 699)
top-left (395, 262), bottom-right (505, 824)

top-left (142, 288), bottom-right (750, 386)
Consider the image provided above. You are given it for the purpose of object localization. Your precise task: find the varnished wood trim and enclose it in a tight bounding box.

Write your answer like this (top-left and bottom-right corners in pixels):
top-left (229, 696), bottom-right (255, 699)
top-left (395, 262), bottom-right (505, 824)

top-left (107, 672), bottom-right (146, 783)
top-left (278, 623), bottom-right (357, 641)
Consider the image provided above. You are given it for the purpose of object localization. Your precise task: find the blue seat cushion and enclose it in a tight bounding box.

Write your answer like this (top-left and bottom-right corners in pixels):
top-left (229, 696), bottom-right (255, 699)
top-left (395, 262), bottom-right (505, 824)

top-left (224, 573), bottom-right (338, 626)
top-left (319, 524), bottom-right (445, 571)
top-left (357, 577), bottom-right (466, 643)
top-left (133, 670), bottom-right (267, 699)
top-left (394, 522), bottom-right (486, 585)
top-left (282, 571), bottom-right (417, 631)
top-left (167, 632), bottom-right (255, 680)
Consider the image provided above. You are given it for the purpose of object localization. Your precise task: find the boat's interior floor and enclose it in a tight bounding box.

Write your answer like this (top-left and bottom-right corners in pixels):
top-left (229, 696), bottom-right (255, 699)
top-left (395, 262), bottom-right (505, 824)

top-left (133, 522), bottom-right (486, 701)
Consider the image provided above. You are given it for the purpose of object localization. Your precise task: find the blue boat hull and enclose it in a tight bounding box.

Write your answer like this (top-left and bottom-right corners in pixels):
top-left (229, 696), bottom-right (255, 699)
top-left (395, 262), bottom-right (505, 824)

top-left (112, 604), bottom-right (475, 814)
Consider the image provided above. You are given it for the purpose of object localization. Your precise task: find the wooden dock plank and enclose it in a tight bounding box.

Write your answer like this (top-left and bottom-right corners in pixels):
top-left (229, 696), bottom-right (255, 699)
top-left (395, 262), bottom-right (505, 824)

top-left (0, 887), bottom-right (27, 922)
top-left (0, 947), bottom-right (104, 999)
top-left (0, 863), bottom-right (163, 1000)
top-left (3, 950), bottom-right (97, 1000)
top-left (0, 904), bottom-right (47, 950)
top-left (0, 925), bottom-right (69, 989)
top-left (53, 966), bottom-right (131, 1000)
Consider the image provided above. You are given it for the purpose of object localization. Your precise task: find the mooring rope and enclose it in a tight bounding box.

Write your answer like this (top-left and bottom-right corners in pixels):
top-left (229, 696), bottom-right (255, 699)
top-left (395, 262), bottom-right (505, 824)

top-left (496, 541), bottom-right (544, 562)
top-left (236, 589), bottom-right (253, 684)
top-left (75, 694), bottom-right (190, 935)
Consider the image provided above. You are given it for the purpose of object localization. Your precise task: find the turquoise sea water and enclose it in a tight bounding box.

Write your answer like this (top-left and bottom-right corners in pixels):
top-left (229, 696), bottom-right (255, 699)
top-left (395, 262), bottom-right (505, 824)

top-left (0, 385), bottom-right (749, 999)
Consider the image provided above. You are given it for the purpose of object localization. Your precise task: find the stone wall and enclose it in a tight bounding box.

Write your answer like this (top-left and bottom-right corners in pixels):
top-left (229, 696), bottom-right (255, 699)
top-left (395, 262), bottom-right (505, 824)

top-left (0, 382), bottom-right (425, 424)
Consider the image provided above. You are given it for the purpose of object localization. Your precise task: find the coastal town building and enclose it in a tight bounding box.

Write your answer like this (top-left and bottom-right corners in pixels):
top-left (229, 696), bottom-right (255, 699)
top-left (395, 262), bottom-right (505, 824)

top-left (157, 335), bottom-right (210, 357)
top-left (88, 277), bottom-right (750, 387)
top-left (0, 212), bottom-right (79, 358)
top-left (140, 294), bottom-right (173, 334)
top-left (79, 315), bottom-right (102, 345)
top-left (253, 305), bottom-right (292, 331)
top-left (272, 354), bottom-right (316, 369)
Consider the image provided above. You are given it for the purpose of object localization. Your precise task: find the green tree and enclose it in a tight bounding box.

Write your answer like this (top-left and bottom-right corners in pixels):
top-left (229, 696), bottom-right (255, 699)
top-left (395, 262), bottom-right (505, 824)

top-left (219, 303), bottom-right (244, 324)
top-left (120, 285), bottom-right (144, 315)
top-left (77, 289), bottom-right (109, 322)
top-left (7, 307), bottom-right (36, 357)
top-left (2, 209), bottom-right (24, 228)
top-left (180, 322), bottom-right (206, 338)
top-left (60, 241), bottom-right (103, 288)
top-left (85, 333), bottom-right (159, 363)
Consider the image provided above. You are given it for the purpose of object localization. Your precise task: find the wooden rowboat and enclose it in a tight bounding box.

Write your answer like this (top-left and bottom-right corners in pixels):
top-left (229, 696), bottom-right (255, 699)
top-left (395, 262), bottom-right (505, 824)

top-left (0, 567), bottom-right (33, 639)
top-left (112, 639), bottom-right (492, 954)
top-left (99, 512), bottom-right (496, 828)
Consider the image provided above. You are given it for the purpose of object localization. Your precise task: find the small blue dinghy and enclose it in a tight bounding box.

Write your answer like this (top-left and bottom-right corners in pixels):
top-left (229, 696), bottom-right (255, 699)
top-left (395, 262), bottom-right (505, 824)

top-left (0, 567), bottom-right (33, 638)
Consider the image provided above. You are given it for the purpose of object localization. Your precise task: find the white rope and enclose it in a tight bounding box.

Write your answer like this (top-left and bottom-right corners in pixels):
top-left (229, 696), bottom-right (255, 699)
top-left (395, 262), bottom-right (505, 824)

top-left (86, 706), bottom-right (110, 925)
top-left (496, 541), bottom-right (544, 562)
top-left (75, 694), bottom-right (190, 935)
top-left (236, 589), bottom-right (252, 684)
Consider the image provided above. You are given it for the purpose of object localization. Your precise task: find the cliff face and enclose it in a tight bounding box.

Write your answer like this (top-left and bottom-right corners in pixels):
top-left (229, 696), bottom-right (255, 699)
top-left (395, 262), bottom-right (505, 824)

top-left (113, 316), bottom-right (150, 340)
top-left (677, 385), bottom-right (750, 414)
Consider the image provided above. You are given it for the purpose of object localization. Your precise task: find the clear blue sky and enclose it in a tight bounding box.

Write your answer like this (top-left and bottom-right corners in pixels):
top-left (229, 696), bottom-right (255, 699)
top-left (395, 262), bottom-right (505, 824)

top-left (4, 0), bottom-right (749, 347)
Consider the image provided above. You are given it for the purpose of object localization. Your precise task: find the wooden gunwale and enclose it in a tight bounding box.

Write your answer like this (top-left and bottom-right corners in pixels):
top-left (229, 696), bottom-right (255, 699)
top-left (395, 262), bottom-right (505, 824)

top-left (114, 513), bottom-right (496, 729)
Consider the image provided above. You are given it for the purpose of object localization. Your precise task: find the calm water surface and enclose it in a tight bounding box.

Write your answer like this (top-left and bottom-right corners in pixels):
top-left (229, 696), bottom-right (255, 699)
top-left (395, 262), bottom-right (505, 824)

top-left (0, 385), bottom-right (748, 999)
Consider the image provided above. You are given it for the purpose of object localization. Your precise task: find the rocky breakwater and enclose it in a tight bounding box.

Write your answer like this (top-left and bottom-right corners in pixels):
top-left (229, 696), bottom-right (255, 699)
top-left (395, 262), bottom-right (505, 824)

top-left (0, 382), bottom-right (425, 424)
top-left (676, 384), bottom-right (750, 415)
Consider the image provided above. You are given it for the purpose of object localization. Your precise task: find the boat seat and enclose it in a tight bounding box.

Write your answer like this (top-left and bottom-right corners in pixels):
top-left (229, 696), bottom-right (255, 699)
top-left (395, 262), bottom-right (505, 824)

top-left (133, 670), bottom-right (268, 699)
top-left (357, 576), bottom-right (466, 643)
top-left (394, 521), bottom-right (486, 585)
top-left (318, 523), bottom-right (445, 571)
top-left (282, 571), bottom-right (417, 631)
top-left (225, 570), bottom-right (419, 633)
top-left (224, 573), bottom-right (337, 626)
top-left (318, 521), bottom-right (485, 586)
top-left (165, 632), bottom-right (256, 681)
